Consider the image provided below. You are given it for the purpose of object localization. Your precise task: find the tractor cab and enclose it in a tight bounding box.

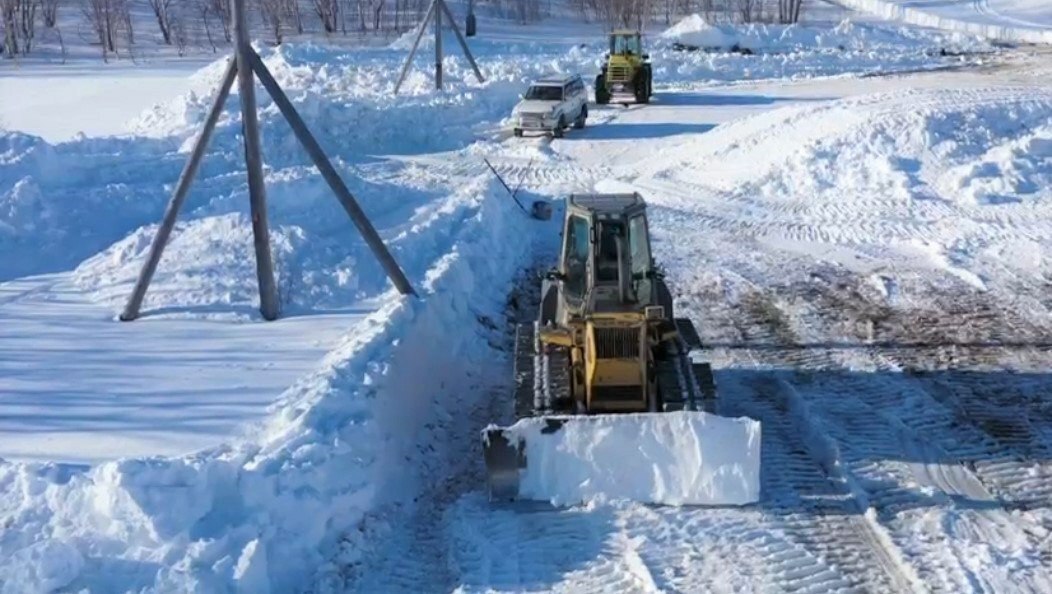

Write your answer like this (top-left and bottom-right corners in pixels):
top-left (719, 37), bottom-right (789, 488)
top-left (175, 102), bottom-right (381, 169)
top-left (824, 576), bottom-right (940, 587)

top-left (610, 30), bottom-right (643, 57)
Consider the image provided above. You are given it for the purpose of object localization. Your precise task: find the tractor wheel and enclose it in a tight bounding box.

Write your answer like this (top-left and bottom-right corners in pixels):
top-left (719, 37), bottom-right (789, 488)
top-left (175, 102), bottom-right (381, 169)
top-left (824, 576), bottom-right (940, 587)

top-left (574, 105), bottom-right (587, 129)
top-left (553, 116), bottom-right (565, 138)
top-left (634, 72), bottom-right (649, 104)
top-left (594, 74), bottom-right (610, 105)
top-left (645, 65), bottom-right (654, 99)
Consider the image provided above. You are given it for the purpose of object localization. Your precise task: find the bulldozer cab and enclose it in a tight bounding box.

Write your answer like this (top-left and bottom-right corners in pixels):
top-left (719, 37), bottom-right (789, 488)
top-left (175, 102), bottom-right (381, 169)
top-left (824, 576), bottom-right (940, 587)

top-left (558, 193), bottom-right (657, 319)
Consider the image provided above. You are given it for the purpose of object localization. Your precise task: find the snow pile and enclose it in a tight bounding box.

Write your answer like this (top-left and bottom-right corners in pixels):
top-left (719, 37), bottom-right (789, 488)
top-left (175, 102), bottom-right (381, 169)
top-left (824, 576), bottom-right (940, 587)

top-left (661, 14), bottom-right (739, 49)
top-left (837, 0), bottom-right (1052, 44)
top-left (505, 411), bottom-right (761, 506)
top-left (659, 13), bottom-right (989, 53)
top-left (641, 87), bottom-right (1052, 284)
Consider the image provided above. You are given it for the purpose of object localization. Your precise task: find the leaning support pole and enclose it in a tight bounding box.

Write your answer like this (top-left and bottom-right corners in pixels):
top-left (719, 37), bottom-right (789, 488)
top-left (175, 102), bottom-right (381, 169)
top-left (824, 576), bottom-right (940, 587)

top-left (437, 0), bottom-right (484, 83)
top-left (249, 50), bottom-right (417, 297)
top-left (233, 0), bottom-right (280, 321)
top-left (393, 0), bottom-right (438, 94)
top-left (120, 59), bottom-right (239, 322)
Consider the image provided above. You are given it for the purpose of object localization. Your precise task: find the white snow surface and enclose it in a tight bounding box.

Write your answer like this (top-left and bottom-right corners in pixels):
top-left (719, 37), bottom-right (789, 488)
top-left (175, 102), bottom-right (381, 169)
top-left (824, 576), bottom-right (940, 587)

top-left (506, 411), bottom-right (761, 506)
top-left (839, 0), bottom-right (1052, 43)
top-left (0, 15), bottom-right (1049, 594)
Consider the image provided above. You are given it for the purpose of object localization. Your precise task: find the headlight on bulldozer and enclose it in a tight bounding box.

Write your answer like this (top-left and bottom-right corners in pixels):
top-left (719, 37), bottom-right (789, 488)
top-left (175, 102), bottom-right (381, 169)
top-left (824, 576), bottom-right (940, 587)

top-left (645, 306), bottom-right (665, 321)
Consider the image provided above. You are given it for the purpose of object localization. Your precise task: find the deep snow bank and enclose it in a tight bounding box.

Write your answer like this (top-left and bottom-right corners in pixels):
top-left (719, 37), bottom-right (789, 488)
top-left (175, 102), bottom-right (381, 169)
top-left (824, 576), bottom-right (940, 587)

top-left (504, 411), bottom-right (761, 506)
top-left (0, 174), bottom-right (537, 592)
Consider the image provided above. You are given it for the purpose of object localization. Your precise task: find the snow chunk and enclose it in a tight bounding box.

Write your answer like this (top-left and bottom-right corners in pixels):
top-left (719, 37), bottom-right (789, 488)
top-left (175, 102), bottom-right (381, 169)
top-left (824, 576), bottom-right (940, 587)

top-left (661, 15), bottom-right (736, 49)
top-left (507, 411), bottom-right (761, 506)
top-left (0, 540), bottom-right (84, 594)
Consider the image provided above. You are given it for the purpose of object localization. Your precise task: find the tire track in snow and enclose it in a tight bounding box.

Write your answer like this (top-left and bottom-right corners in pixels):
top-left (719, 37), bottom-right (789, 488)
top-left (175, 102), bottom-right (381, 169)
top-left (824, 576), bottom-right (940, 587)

top-left (715, 291), bottom-right (925, 593)
top-left (723, 267), bottom-right (1052, 591)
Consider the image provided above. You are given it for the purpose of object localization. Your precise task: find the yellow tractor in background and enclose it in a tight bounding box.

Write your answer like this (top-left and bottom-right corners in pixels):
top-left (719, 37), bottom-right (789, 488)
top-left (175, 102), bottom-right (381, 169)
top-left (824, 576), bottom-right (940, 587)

top-left (595, 30), bottom-right (653, 105)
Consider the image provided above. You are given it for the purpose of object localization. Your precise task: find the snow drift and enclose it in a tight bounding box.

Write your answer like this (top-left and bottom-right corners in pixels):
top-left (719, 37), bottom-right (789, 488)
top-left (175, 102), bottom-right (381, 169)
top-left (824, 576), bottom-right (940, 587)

top-left (659, 13), bottom-right (990, 54)
top-left (500, 411), bottom-right (761, 506)
top-left (837, 0), bottom-right (1052, 44)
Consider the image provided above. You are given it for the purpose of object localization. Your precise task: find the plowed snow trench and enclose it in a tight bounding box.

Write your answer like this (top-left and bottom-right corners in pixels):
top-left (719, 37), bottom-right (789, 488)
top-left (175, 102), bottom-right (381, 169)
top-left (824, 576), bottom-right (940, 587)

top-left (348, 68), bottom-right (1052, 593)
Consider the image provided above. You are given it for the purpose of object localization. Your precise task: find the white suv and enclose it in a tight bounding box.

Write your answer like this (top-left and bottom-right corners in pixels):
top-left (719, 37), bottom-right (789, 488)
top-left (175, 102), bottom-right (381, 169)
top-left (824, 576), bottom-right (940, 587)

top-left (512, 74), bottom-right (589, 138)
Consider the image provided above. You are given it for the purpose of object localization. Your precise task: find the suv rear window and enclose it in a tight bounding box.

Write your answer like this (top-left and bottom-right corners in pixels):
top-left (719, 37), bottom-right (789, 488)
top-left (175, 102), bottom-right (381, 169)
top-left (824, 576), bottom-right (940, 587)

top-left (525, 85), bottom-right (563, 101)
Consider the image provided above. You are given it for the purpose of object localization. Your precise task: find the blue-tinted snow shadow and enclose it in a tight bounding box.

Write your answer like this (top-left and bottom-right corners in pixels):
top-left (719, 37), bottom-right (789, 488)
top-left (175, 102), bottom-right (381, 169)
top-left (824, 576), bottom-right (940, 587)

top-left (652, 93), bottom-right (833, 107)
top-left (444, 494), bottom-right (616, 592)
top-left (580, 122), bottom-right (716, 140)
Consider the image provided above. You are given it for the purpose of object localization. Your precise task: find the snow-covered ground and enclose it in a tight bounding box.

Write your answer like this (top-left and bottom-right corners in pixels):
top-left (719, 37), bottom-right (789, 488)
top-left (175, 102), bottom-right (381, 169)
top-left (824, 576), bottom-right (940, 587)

top-left (0, 64), bottom-right (207, 141)
top-left (840, 0), bottom-right (1052, 43)
top-left (2, 7), bottom-right (1051, 593)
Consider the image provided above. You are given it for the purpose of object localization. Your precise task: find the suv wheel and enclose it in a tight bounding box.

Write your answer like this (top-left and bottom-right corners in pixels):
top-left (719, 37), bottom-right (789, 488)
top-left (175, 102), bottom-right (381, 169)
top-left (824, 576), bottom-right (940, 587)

top-left (553, 116), bottom-right (566, 138)
top-left (574, 105), bottom-right (587, 129)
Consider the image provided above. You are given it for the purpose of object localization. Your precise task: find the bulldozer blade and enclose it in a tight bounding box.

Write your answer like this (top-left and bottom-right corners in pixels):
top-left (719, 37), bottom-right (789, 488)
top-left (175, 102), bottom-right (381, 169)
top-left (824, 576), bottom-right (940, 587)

top-left (481, 411), bottom-right (761, 506)
top-left (482, 427), bottom-right (525, 501)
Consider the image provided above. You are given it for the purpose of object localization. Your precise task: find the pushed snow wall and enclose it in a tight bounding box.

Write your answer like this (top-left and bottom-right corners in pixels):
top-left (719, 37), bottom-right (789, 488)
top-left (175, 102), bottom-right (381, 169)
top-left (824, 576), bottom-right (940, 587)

top-left (499, 411), bottom-right (761, 506)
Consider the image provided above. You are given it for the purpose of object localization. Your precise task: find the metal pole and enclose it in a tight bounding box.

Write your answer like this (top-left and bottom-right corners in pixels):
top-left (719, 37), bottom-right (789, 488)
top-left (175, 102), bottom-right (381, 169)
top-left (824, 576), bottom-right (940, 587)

top-left (120, 59), bottom-right (239, 322)
top-left (233, 0), bottom-right (280, 321)
top-left (393, 0), bottom-right (437, 94)
top-left (437, 0), bottom-right (484, 83)
top-left (249, 50), bottom-right (417, 297)
top-left (434, 0), bottom-right (443, 90)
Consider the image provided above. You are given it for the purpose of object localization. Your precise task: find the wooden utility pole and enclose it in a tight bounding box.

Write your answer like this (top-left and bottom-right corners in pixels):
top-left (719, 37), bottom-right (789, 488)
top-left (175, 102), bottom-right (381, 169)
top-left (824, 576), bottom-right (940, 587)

top-left (394, 0), bottom-right (484, 93)
top-left (121, 0), bottom-right (416, 322)
top-left (232, 0), bottom-right (280, 320)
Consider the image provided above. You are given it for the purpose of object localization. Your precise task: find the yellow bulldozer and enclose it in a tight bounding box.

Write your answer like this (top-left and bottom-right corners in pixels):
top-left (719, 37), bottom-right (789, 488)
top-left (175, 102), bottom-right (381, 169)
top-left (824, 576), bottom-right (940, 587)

top-left (482, 194), bottom-right (762, 506)
top-left (595, 30), bottom-right (653, 105)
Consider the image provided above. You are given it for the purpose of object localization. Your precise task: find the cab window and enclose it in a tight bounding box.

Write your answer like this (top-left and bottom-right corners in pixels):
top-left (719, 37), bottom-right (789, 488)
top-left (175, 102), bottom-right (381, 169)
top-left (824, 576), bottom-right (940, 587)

top-left (611, 35), bottom-right (641, 55)
top-left (563, 215), bottom-right (590, 297)
top-left (525, 85), bottom-right (562, 101)
top-left (629, 215), bottom-right (652, 302)
top-left (595, 221), bottom-right (624, 283)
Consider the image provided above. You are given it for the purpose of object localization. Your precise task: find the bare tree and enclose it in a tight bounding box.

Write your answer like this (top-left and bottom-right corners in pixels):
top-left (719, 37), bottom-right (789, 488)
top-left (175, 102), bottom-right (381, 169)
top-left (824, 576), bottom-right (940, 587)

top-left (2, 0), bottom-right (19, 58)
top-left (778, 0), bottom-right (803, 23)
top-left (147, 0), bottom-right (174, 44)
top-left (18, 0), bottom-right (37, 53)
top-left (82, 0), bottom-right (121, 59)
top-left (258, 0), bottom-right (284, 43)
top-left (372, 0), bottom-right (384, 30)
top-left (118, 0), bottom-right (131, 44)
top-left (171, 8), bottom-right (187, 54)
top-left (210, 0), bottom-right (230, 41)
top-left (40, 0), bottom-right (57, 26)
top-left (283, 0), bottom-right (303, 33)
top-left (314, 0), bottom-right (338, 33)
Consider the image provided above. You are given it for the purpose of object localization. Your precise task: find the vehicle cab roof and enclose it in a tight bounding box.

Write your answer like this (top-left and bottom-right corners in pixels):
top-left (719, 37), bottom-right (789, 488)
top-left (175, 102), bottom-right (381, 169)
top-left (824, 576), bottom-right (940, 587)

top-left (533, 74), bottom-right (579, 86)
top-left (568, 193), bottom-right (646, 217)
